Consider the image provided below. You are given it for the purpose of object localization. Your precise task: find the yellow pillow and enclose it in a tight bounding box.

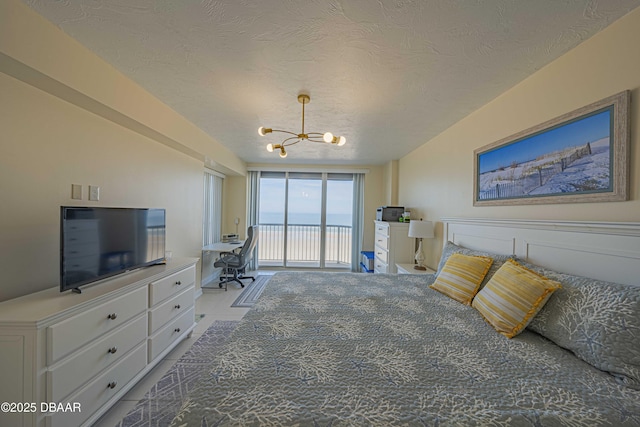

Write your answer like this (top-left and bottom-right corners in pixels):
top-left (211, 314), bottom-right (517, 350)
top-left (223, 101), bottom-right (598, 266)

top-left (430, 253), bottom-right (493, 305)
top-left (472, 259), bottom-right (561, 338)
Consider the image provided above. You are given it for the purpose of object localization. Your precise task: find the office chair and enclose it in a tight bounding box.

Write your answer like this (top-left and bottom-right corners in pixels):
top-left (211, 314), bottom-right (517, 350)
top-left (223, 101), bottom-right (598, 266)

top-left (214, 225), bottom-right (259, 291)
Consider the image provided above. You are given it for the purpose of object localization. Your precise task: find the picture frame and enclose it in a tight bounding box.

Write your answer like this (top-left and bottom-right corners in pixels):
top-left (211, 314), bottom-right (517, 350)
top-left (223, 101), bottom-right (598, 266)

top-left (473, 90), bottom-right (630, 206)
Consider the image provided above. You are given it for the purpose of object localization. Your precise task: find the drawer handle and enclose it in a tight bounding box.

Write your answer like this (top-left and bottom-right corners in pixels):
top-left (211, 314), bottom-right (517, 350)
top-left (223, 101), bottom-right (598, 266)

top-left (107, 313), bottom-right (118, 320)
top-left (107, 381), bottom-right (117, 389)
top-left (175, 280), bottom-right (182, 285)
top-left (107, 346), bottom-right (118, 354)
top-left (174, 327), bottom-right (181, 333)
top-left (174, 304), bottom-right (181, 309)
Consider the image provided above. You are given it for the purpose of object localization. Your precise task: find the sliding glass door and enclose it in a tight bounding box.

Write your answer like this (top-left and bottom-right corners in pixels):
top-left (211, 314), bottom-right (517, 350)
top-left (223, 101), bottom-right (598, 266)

top-left (287, 173), bottom-right (322, 267)
top-left (258, 172), bottom-right (353, 269)
top-left (258, 173), bottom-right (286, 266)
top-left (325, 174), bottom-right (353, 266)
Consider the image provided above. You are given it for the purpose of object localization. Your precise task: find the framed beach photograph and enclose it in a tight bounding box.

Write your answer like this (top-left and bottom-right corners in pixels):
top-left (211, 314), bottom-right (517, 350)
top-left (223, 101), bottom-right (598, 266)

top-left (473, 90), bottom-right (630, 206)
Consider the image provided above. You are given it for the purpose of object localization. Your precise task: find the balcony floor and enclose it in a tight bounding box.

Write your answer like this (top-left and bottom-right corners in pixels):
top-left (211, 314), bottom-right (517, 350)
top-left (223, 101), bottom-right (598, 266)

top-left (259, 260), bottom-right (351, 269)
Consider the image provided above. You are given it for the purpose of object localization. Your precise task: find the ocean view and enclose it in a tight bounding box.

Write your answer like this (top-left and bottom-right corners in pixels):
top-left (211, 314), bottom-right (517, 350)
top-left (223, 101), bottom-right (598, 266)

top-left (259, 212), bottom-right (353, 227)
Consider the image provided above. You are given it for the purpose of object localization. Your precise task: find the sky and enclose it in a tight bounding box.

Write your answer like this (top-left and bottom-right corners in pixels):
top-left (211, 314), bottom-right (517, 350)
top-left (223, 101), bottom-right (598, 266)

top-left (259, 176), bottom-right (353, 224)
top-left (478, 108), bottom-right (611, 174)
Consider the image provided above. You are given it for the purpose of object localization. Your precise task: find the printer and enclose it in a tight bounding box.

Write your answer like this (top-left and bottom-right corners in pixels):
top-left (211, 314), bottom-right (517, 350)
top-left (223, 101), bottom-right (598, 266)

top-left (222, 233), bottom-right (239, 243)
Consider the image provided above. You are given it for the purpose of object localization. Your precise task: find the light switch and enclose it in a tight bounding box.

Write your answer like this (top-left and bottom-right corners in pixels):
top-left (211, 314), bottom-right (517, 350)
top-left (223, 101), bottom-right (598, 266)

top-left (71, 184), bottom-right (82, 200)
top-left (89, 185), bottom-right (100, 201)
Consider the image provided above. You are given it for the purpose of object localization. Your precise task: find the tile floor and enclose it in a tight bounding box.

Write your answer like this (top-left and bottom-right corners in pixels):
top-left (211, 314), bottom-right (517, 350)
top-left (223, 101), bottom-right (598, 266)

top-left (92, 282), bottom-right (252, 427)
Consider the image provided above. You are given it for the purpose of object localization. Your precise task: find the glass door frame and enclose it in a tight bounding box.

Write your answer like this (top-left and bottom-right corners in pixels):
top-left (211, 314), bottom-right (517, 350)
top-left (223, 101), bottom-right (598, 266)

top-left (259, 171), bottom-right (352, 269)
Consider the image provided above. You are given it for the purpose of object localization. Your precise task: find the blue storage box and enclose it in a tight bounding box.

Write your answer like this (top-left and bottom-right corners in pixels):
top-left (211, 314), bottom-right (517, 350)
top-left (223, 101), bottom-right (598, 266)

top-left (360, 251), bottom-right (374, 272)
top-left (360, 262), bottom-right (374, 273)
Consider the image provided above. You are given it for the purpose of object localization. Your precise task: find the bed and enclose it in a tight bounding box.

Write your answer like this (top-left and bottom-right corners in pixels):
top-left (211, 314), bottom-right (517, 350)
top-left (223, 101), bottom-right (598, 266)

top-left (171, 219), bottom-right (640, 426)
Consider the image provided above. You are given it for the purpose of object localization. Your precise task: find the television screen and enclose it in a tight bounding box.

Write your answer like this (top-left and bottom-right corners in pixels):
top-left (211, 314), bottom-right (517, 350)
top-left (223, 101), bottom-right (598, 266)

top-left (60, 207), bottom-right (166, 293)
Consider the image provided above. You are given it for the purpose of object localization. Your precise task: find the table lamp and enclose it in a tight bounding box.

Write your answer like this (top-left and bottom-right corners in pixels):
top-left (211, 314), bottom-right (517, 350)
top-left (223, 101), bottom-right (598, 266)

top-left (408, 220), bottom-right (434, 270)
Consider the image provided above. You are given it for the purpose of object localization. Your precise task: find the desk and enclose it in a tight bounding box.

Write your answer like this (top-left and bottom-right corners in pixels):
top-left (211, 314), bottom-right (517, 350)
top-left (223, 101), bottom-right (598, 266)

top-left (203, 241), bottom-right (244, 252)
top-left (202, 241), bottom-right (245, 287)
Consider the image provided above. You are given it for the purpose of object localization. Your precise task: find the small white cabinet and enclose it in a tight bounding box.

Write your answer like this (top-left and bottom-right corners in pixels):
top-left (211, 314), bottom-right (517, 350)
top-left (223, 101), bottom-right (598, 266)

top-left (0, 258), bottom-right (197, 427)
top-left (373, 221), bottom-right (414, 274)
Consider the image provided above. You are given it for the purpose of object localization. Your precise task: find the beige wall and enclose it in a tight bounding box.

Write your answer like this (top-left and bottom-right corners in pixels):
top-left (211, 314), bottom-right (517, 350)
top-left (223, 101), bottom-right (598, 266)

top-left (382, 160), bottom-right (399, 206)
top-left (222, 175), bottom-right (248, 239)
top-left (0, 0), bottom-right (247, 301)
top-left (399, 7), bottom-right (640, 270)
top-left (0, 72), bottom-right (204, 301)
top-left (0, 0), bottom-right (245, 177)
top-left (362, 166), bottom-right (385, 251)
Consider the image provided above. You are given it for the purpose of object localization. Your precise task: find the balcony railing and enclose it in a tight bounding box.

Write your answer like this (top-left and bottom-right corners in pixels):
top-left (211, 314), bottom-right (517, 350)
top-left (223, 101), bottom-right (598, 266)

top-left (258, 223), bottom-right (352, 268)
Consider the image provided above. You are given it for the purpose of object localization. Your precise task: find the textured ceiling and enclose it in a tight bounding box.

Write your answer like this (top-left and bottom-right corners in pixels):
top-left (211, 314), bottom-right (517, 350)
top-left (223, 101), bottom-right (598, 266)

top-left (23, 0), bottom-right (640, 166)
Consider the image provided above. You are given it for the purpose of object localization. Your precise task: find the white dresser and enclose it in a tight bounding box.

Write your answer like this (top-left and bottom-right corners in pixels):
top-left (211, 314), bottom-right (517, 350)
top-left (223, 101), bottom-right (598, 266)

top-left (373, 221), bottom-right (414, 274)
top-left (0, 258), bottom-right (198, 427)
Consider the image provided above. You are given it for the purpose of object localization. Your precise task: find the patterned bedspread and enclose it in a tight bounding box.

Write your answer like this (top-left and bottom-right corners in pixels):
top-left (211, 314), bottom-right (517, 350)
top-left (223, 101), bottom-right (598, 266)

top-left (171, 272), bottom-right (640, 426)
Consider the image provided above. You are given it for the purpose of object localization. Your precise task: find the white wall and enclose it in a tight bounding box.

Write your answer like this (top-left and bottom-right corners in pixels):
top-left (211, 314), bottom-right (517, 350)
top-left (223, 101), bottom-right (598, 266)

top-left (399, 8), bottom-right (640, 270)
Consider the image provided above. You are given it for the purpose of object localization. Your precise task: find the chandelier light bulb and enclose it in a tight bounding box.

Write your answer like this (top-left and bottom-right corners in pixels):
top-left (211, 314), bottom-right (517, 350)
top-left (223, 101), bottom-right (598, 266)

top-left (258, 127), bottom-right (272, 136)
top-left (323, 132), bottom-right (333, 143)
top-left (279, 147), bottom-right (287, 158)
top-left (266, 143), bottom-right (274, 152)
top-left (337, 136), bottom-right (346, 146)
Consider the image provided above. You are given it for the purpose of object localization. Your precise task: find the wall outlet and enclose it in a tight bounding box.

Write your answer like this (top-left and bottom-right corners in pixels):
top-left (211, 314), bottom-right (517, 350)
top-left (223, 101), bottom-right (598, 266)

top-left (89, 185), bottom-right (100, 201)
top-left (71, 184), bottom-right (82, 200)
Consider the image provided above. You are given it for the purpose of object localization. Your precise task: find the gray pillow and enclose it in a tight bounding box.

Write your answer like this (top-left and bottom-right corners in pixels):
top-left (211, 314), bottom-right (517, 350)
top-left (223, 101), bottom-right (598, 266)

top-left (436, 241), bottom-right (516, 289)
top-left (522, 261), bottom-right (640, 390)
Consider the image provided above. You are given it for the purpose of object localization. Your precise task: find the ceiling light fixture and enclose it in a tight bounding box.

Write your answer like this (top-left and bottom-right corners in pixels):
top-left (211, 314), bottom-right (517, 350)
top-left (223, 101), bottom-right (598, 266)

top-left (258, 94), bottom-right (346, 158)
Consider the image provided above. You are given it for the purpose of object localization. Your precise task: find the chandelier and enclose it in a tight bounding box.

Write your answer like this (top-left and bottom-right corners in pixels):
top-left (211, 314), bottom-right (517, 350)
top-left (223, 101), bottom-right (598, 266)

top-left (258, 94), bottom-right (346, 158)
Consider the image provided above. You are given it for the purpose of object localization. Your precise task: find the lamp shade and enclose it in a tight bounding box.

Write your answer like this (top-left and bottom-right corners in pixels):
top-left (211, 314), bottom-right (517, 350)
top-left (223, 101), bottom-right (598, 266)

top-left (408, 220), bottom-right (434, 239)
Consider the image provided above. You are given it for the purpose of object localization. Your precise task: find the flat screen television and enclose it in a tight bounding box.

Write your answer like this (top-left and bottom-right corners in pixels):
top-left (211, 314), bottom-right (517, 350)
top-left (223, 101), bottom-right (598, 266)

top-left (60, 206), bottom-right (166, 293)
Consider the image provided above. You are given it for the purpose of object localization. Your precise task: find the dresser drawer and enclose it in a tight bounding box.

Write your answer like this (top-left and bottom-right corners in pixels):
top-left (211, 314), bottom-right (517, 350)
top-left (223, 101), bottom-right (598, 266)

top-left (375, 222), bottom-right (390, 237)
top-left (375, 247), bottom-right (389, 264)
top-left (149, 286), bottom-right (194, 334)
top-left (48, 342), bottom-right (147, 427)
top-left (375, 234), bottom-right (389, 251)
top-left (374, 259), bottom-right (388, 274)
top-left (149, 266), bottom-right (195, 306)
top-left (148, 307), bottom-right (195, 362)
top-left (47, 286), bottom-right (147, 364)
top-left (48, 314), bottom-right (147, 402)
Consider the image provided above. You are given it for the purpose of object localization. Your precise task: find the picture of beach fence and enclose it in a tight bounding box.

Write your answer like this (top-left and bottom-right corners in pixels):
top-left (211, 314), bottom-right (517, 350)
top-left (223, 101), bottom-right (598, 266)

top-left (473, 91), bottom-right (629, 206)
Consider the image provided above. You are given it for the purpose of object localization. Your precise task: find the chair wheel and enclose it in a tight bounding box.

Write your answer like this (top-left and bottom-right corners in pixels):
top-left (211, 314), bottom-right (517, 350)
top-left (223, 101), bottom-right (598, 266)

top-left (219, 283), bottom-right (223, 288)
top-left (241, 284), bottom-right (245, 288)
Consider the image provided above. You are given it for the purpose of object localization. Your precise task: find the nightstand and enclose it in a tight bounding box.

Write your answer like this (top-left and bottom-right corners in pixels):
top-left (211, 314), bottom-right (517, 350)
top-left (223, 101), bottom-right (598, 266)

top-left (396, 263), bottom-right (435, 275)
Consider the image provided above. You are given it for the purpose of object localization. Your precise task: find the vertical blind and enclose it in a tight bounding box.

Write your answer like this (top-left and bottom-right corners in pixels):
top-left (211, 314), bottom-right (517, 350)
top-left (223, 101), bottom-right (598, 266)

top-left (247, 170), bottom-right (261, 270)
top-left (203, 170), bottom-right (224, 246)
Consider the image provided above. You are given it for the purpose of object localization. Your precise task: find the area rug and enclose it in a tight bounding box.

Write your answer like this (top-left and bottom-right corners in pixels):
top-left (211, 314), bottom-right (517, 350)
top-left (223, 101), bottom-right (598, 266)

top-left (230, 274), bottom-right (271, 308)
top-left (115, 320), bottom-right (238, 427)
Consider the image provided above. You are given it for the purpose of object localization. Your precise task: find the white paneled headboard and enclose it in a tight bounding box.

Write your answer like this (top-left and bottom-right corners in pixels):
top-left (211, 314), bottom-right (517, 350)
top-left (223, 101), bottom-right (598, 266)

top-left (441, 218), bottom-right (640, 287)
